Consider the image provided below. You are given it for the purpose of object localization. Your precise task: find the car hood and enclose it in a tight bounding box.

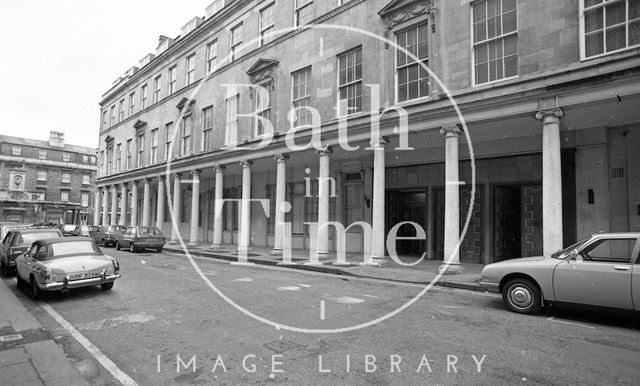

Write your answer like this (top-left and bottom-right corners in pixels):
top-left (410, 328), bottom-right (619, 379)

top-left (44, 255), bottom-right (112, 273)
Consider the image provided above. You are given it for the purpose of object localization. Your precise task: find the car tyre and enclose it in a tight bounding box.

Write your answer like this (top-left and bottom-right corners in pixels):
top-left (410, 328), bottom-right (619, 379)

top-left (30, 277), bottom-right (42, 300)
top-left (1, 260), bottom-right (10, 276)
top-left (16, 274), bottom-right (27, 289)
top-left (156, 247), bottom-right (163, 253)
top-left (129, 243), bottom-right (136, 253)
top-left (502, 278), bottom-right (541, 314)
top-left (101, 282), bottom-right (114, 291)
top-left (115, 241), bottom-right (121, 250)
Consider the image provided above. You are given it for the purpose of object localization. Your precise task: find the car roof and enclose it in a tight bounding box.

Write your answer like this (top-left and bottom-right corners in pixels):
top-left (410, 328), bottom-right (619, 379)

top-left (32, 237), bottom-right (95, 246)
top-left (13, 228), bottom-right (62, 234)
top-left (591, 232), bottom-right (640, 238)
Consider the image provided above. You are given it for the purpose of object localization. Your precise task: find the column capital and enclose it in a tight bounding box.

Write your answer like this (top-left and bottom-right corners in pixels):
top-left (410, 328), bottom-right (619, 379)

top-left (535, 107), bottom-right (564, 121)
top-left (317, 146), bottom-right (333, 155)
top-left (241, 160), bottom-right (253, 168)
top-left (191, 170), bottom-right (201, 178)
top-left (143, 177), bottom-right (151, 184)
top-left (214, 164), bottom-right (225, 172)
top-left (156, 175), bottom-right (164, 183)
top-left (172, 173), bottom-right (182, 181)
top-left (274, 153), bottom-right (289, 163)
top-left (369, 136), bottom-right (390, 148)
top-left (439, 124), bottom-right (462, 137)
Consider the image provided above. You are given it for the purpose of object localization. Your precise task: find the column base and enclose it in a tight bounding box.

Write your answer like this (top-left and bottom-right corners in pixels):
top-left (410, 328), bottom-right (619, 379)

top-left (209, 243), bottom-right (223, 250)
top-left (168, 239), bottom-right (180, 245)
top-left (438, 262), bottom-right (464, 275)
top-left (270, 248), bottom-right (283, 256)
top-left (237, 246), bottom-right (252, 253)
top-left (231, 261), bottom-right (256, 266)
top-left (186, 242), bottom-right (201, 249)
top-left (360, 256), bottom-right (390, 267)
top-left (277, 261), bottom-right (298, 266)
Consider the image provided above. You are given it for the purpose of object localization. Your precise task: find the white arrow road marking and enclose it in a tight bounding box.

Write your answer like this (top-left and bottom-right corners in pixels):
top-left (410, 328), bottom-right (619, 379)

top-left (277, 286), bottom-right (301, 291)
top-left (320, 301), bottom-right (326, 320)
top-left (39, 302), bottom-right (139, 386)
top-left (234, 277), bottom-right (253, 282)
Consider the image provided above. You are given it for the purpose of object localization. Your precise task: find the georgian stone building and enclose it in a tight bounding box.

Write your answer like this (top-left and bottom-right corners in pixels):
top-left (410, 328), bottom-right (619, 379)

top-left (96, 0), bottom-right (640, 267)
top-left (0, 131), bottom-right (98, 225)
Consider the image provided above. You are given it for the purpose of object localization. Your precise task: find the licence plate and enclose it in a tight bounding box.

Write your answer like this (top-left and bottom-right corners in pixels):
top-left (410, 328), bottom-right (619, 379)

top-left (68, 272), bottom-right (101, 281)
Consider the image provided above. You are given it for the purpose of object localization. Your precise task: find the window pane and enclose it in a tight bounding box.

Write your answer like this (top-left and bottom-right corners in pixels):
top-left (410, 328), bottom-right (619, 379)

top-left (585, 31), bottom-right (605, 56)
top-left (630, 20), bottom-right (640, 45)
top-left (502, 9), bottom-right (517, 33)
top-left (606, 24), bottom-right (627, 51)
top-left (585, 0), bottom-right (603, 7)
top-left (631, 0), bottom-right (640, 19)
top-left (605, 1), bottom-right (626, 27)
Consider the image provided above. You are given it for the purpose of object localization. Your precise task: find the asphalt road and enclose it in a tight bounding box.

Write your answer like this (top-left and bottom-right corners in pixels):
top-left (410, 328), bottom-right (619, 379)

top-left (3, 248), bottom-right (640, 385)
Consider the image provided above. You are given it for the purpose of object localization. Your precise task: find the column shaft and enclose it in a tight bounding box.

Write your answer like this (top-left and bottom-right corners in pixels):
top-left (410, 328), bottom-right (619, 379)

top-left (188, 171), bottom-right (201, 247)
top-left (156, 176), bottom-right (165, 229)
top-left (440, 126), bottom-right (462, 273)
top-left (272, 155), bottom-right (288, 255)
top-left (211, 167), bottom-right (224, 249)
top-left (315, 147), bottom-right (332, 259)
top-left (169, 174), bottom-right (181, 243)
top-left (101, 188), bottom-right (109, 226)
top-left (238, 162), bottom-right (252, 252)
top-left (130, 182), bottom-right (138, 227)
top-left (93, 188), bottom-right (101, 226)
top-left (119, 184), bottom-right (128, 226)
top-left (142, 179), bottom-right (151, 226)
top-left (370, 138), bottom-right (388, 261)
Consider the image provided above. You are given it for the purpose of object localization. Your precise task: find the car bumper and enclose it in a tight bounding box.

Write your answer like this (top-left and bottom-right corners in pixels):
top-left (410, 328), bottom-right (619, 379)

top-left (134, 242), bottom-right (164, 248)
top-left (478, 280), bottom-right (500, 293)
top-left (42, 274), bottom-right (121, 291)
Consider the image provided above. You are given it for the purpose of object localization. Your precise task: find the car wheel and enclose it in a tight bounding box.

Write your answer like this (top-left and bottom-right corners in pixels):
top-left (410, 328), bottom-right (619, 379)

top-left (156, 247), bottom-right (163, 253)
top-left (101, 282), bottom-right (114, 291)
top-left (16, 274), bottom-right (27, 289)
top-left (30, 277), bottom-right (42, 300)
top-left (129, 243), bottom-right (136, 253)
top-left (0, 260), bottom-right (9, 276)
top-left (502, 278), bottom-right (541, 314)
top-left (115, 241), bottom-right (121, 250)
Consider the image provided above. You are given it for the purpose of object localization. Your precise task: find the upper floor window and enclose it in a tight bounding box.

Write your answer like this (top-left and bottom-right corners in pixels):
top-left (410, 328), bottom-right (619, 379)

top-left (115, 143), bottom-right (121, 173)
top-left (254, 81), bottom-right (273, 137)
top-left (62, 172), bottom-right (71, 183)
top-left (151, 128), bottom-right (159, 164)
top-left (62, 152), bottom-right (70, 162)
top-left (202, 106), bottom-right (214, 151)
top-left (472, 0), bottom-right (518, 85)
top-left (38, 149), bottom-right (47, 159)
top-left (165, 122), bottom-right (174, 160)
top-left (126, 139), bottom-right (133, 170)
top-left (230, 23), bottom-right (244, 62)
top-left (37, 170), bottom-right (47, 181)
top-left (292, 67), bottom-right (312, 127)
top-left (129, 92), bottom-right (136, 116)
top-left (169, 66), bottom-right (177, 94)
top-left (186, 54), bottom-right (196, 86)
top-left (82, 155), bottom-right (88, 163)
top-left (99, 151), bottom-right (105, 176)
top-left (119, 99), bottom-right (125, 121)
top-left (396, 23), bottom-right (429, 102)
top-left (582, 0), bottom-right (640, 59)
top-left (61, 191), bottom-right (69, 202)
top-left (12, 145), bottom-right (21, 155)
top-left (82, 174), bottom-right (90, 185)
top-left (110, 105), bottom-right (116, 126)
top-left (260, 3), bottom-right (276, 46)
top-left (206, 40), bottom-right (218, 74)
top-left (141, 84), bottom-right (148, 109)
top-left (137, 135), bottom-right (145, 168)
top-left (102, 111), bottom-right (108, 130)
top-left (225, 93), bottom-right (239, 145)
top-left (181, 117), bottom-right (193, 156)
top-left (90, 155), bottom-right (96, 164)
top-left (295, 0), bottom-right (313, 27)
top-left (153, 75), bottom-right (162, 103)
top-left (337, 47), bottom-right (363, 117)
top-left (81, 192), bottom-right (89, 207)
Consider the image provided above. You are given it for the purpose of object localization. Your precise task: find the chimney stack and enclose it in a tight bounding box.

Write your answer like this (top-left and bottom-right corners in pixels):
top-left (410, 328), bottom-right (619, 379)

top-left (48, 131), bottom-right (65, 147)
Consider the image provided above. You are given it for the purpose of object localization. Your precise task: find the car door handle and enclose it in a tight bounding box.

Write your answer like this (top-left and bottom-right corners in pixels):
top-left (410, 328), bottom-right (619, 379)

top-left (613, 265), bottom-right (630, 271)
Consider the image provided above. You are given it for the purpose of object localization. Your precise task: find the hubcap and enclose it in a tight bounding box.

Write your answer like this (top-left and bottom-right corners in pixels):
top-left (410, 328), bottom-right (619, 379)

top-left (508, 285), bottom-right (533, 309)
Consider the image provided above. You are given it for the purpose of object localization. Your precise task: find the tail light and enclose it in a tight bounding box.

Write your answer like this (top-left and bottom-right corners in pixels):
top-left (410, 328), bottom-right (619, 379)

top-left (111, 258), bottom-right (120, 275)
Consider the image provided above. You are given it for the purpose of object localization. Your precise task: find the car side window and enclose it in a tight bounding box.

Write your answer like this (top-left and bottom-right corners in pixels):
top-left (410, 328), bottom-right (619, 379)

top-left (28, 245), bottom-right (38, 257)
top-left (2, 232), bottom-right (12, 245)
top-left (35, 246), bottom-right (48, 260)
top-left (580, 239), bottom-right (635, 264)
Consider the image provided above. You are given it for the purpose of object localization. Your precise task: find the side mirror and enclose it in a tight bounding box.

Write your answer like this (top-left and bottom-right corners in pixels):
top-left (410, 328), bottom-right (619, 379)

top-left (567, 249), bottom-right (581, 261)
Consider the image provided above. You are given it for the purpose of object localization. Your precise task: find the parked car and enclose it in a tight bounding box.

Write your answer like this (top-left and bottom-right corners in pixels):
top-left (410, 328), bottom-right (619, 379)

top-left (115, 226), bottom-right (166, 253)
top-left (0, 222), bottom-right (32, 241)
top-left (73, 225), bottom-right (99, 237)
top-left (92, 225), bottom-right (127, 247)
top-left (15, 237), bottom-right (120, 299)
top-left (59, 224), bottom-right (77, 237)
top-left (479, 233), bottom-right (640, 314)
top-left (1, 228), bottom-right (63, 275)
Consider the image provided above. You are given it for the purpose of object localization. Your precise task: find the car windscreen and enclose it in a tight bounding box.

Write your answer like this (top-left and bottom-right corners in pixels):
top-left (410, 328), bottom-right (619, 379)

top-left (551, 237), bottom-right (591, 259)
top-left (46, 241), bottom-right (102, 259)
top-left (18, 232), bottom-right (61, 245)
top-left (62, 225), bottom-right (76, 231)
top-left (139, 227), bottom-right (161, 235)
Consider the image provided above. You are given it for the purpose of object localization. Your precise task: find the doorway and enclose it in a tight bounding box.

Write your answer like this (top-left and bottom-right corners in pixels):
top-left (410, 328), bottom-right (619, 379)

top-left (493, 184), bottom-right (542, 261)
top-left (386, 190), bottom-right (427, 256)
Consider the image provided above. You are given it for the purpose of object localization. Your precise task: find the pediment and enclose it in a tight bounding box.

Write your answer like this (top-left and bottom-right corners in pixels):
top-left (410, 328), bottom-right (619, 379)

top-left (246, 58), bottom-right (279, 76)
top-left (176, 97), bottom-right (196, 115)
top-left (379, 0), bottom-right (433, 29)
top-left (133, 119), bottom-right (147, 129)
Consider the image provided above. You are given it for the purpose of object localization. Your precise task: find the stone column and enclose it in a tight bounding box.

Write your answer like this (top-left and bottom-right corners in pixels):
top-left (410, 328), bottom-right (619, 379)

top-left (110, 185), bottom-right (118, 225)
top-left (142, 178), bottom-right (151, 226)
top-left (271, 154), bottom-right (288, 255)
top-left (210, 166), bottom-right (224, 249)
top-left (238, 161), bottom-right (252, 253)
top-left (93, 188), bottom-right (101, 226)
top-left (315, 147), bottom-right (332, 262)
top-left (101, 187), bottom-right (109, 226)
top-left (439, 125), bottom-right (463, 274)
top-left (536, 108), bottom-right (564, 256)
top-left (119, 183), bottom-right (128, 226)
top-left (169, 173), bottom-right (181, 244)
top-left (187, 171), bottom-right (201, 247)
top-left (130, 181), bottom-right (138, 227)
top-left (369, 137), bottom-right (389, 264)
top-left (156, 176), bottom-right (165, 229)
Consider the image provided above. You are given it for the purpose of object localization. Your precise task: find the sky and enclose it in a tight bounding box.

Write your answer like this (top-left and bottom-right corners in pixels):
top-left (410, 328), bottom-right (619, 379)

top-left (0, 0), bottom-right (211, 148)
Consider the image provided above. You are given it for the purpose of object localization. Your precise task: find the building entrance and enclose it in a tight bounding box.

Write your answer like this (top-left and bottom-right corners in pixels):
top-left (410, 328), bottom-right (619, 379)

top-left (386, 190), bottom-right (427, 257)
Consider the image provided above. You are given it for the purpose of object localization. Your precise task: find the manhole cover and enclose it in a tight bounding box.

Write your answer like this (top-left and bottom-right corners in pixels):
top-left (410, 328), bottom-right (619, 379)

top-left (263, 340), bottom-right (302, 353)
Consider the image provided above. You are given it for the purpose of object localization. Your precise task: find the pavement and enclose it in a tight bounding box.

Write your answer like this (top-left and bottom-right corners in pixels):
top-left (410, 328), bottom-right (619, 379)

top-left (164, 243), bottom-right (485, 291)
top-left (0, 277), bottom-right (89, 386)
